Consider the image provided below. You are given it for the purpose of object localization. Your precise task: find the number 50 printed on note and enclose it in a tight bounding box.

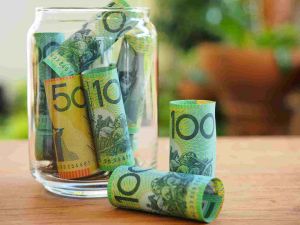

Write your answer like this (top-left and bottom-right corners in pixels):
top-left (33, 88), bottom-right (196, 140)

top-left (44, 75), bottom-right (98, 179)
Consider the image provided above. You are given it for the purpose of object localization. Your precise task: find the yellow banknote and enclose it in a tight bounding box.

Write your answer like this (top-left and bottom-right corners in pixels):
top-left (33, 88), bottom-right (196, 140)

top-left (44, 75), bottom-right (98, 179)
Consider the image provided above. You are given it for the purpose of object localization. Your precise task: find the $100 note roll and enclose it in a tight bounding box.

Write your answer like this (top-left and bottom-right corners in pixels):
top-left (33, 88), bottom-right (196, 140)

top-left (108, 166), bottom-right (224, 223)
top-left (117, 31), bottom-right (155, 151)
top-left (82, 65), bottom-right (135, 171)
top-left (170, 100), bottom-right (216, 177)
top-left (43, 0), bottom-right (137, 77)
top-left (117, 40), bottom-right (139, 151)
top-left (44, 75), bottom-right (98, 179)
top-left (33, 32), bottom-right (64, 161)
top-left (123, 31), bottom-right (155, 134)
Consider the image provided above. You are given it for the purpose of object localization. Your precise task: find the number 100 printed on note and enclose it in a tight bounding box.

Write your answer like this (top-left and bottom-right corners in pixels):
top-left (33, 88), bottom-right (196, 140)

top-left (169, 100), bottom-right (216, 177)
top-left (82, 65), bottom-right (135, 172)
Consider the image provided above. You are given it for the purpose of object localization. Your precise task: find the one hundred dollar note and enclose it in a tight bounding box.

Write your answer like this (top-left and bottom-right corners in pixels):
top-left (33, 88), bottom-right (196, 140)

top-left (33, 32), bottom-right (64, 161)
top-left (82, 65), bottom-right (135, 171)
top-left (43, 0), bottom-right (139, 77)
top-left (44, 75), bottom-right (98, 179)
top-left (169, 100), bottom-right (216, 177)
top-left (117, 30), bottom-right (155, 134)
top-left (108, 166), bottom-right (224, 223)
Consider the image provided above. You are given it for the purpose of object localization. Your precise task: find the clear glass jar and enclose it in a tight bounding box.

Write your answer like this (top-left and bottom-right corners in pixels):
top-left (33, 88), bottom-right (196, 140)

top-left (27, 7), bottom-right (158, 198)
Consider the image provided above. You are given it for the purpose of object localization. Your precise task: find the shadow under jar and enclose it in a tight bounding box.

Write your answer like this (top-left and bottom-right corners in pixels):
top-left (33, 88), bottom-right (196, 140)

top-left (27, 7), bottom-right (158, 198)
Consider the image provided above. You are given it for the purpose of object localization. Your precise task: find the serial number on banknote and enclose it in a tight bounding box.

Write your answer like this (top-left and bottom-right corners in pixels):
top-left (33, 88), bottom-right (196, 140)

top-left (102, 154), bottom-right (132, 164)
top-left (58, 160), bottom-right (92, 170)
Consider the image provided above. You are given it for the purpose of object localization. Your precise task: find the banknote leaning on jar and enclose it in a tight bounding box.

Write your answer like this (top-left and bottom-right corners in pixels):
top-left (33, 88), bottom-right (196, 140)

top-left (108, 166), bottom-right (224, 223)
top-left (169, 100), bottom-right (216, 177)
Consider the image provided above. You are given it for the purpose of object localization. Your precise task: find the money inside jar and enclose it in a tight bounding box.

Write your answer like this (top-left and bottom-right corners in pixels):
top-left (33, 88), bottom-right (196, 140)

top-left (44, 75), bottom-right (98, 179)
top-left (43, 0), bottom-right (138, 77)
top-left (82, 65), bottom-right (135, 171)
top-left (33, 32), bottom-right (64, 162)
top-left (28, 0), bottom-right (159, 199)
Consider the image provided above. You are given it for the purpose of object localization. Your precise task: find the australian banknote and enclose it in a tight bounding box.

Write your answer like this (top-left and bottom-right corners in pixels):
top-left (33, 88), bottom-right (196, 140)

top-left (44, 0), bottom-right (138, 77)
top-left (117, 30), bottom-right (155, 135)
top-left (82, 65), bottom-right (135, 171)
top-left (33, 32), bottom-right (64, 161)
top-left (44, 75), bottom-right (98, 179)
top-left (169, 100), bottom-right (216, 177)
top-left (108, 166), bottom-right (224, 222)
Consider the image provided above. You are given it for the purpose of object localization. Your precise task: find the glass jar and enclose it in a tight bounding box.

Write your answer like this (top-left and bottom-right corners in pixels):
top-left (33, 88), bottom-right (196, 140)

top-left (27, 6), bottom-right (158, 198)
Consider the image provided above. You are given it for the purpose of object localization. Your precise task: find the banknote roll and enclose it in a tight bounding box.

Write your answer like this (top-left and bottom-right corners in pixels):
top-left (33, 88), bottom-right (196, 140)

top-left (169, 100), bottom-right (216, 177)
top-left (108, 166), bottom-right (224, 223)
top-left (117, 40), bottom-right (139, 151)
top-left (44, 75), bottom-right (98, 179)
top-left (82, 65), bottom-right (135, 171)
top-left (44, 0), bottom-right (137, 77)
top-left (33, 32), bottom-right (64, 161)
top-left (122, 32), bottom-right (155, 134)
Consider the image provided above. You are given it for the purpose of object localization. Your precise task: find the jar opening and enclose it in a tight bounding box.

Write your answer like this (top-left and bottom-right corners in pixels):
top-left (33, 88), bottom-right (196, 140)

top-left (36, 7), bottom-right (150, 13)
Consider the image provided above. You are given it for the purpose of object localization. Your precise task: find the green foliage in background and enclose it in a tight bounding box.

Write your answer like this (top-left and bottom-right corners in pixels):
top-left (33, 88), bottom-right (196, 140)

top-left (0, 82), bottom-right (27, 139)
top-left (154, 0), bottom-right (300, 136)
top-left (154, 0), bottom-right (220, 50)
top-left (155, 0), bottom-right (300, 50)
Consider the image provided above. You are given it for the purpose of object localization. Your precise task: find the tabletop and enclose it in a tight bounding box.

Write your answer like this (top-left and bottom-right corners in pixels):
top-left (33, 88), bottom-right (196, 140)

top-left (0, 137), bottom-right (300, 225)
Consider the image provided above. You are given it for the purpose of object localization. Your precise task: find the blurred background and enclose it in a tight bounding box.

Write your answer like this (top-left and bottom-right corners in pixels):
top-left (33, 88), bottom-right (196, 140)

top-left (1, 0), bottom-right (300, 139)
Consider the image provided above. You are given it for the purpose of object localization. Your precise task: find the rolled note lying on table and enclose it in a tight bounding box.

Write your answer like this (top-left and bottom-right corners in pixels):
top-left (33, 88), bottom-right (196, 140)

top-left (108, 166), bottom-right (224, 223)
top-left (82, 65), bottom-right (135, 171)
top-left (170, 100), bottom-right (216, 177)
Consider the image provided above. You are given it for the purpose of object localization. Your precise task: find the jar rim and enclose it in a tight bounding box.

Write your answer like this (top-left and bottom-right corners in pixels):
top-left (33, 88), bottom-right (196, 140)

top-left (36, 7), bottom-right (150, 13)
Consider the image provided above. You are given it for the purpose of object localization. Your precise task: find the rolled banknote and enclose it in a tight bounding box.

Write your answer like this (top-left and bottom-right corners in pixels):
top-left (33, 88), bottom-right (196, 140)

top-left (117, 31), bottom-right (155, 135)
top-left (108, 166), bottom-right (224, 223)
top-left (44, 0), bottom-right (138, 77)
top-left (82, 65), bottom-right (135, 171)
top-left (33, 32), bottom-right (64, 161)
top-left (44, 75), bottom-right (98, 179)
top-left (125, 32), bottom-right (155, 133)
top-left (117, 40), bottom-right (137, 104)
top-left (117, 40), bottom-right (138, 151)
top-left (169, 100), bottom-right (216, 177)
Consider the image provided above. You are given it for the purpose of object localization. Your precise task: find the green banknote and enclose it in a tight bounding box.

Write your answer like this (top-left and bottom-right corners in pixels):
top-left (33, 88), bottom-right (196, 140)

top-left (117, 40), bottom-right (137, 104)
top-left (33, 32), bottom-right (64, 161)
top-left (108, 166), bottom-right (224, 223)
top-left (44, 0), bottom-right (138, 77)
top-left (117, 31), bottom-right (155, 134)
top-left (82, 65), bottom-right (135, 171)
top-left (117, 40), bottom-right (138, 151)
top-left (169, 100), bottom-right (216, 177)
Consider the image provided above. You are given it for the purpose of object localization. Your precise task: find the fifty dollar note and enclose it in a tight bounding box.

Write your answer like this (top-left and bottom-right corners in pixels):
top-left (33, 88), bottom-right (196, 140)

top-left (44, 75), bottom-right (98, 179)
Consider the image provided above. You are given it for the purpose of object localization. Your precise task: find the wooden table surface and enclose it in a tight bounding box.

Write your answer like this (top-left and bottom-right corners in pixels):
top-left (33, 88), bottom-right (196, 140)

top-left (0, 137), bottom-right (300, 225)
